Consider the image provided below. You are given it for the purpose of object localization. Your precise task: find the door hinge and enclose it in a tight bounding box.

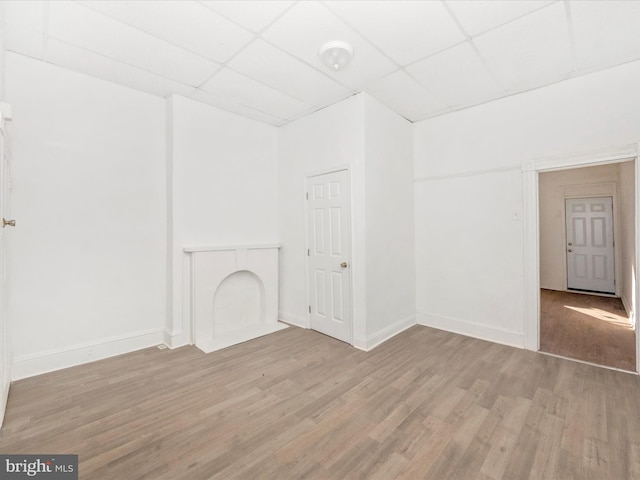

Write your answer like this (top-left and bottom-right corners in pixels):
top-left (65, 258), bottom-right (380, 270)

top-left (308, 305), bottom-right (311, 313)
top-left (307, 249), bottom-right (310, 256)
top-left (306, 192), bottom-right (309, 200)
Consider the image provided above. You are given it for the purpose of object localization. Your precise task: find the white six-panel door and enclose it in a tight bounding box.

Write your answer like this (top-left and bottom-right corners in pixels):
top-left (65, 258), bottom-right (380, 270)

top-left (565, 197), bottom-right (615, 294)
top-left (0, 105), bottom-right (11, 428)
top-left (306, 170), bottom-right (352, 343)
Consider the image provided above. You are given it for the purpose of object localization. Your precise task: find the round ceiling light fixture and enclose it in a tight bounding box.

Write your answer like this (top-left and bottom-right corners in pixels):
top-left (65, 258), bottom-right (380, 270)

top-left (318, 41), bottom-right (354, 71)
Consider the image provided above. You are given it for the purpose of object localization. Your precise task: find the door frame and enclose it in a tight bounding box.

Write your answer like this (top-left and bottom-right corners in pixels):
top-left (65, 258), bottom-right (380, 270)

top-left (523, 143), bottom-right (639, 373)
top-left (563, 190), bottom-right (619, 296)
top-left (0, 103), bottom-right (11, 427)
top-left (304, 166), bottom-right (353, 345)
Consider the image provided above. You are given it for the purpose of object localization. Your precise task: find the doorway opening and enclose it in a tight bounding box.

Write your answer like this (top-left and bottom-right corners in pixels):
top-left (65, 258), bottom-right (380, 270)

top-left (537, 160), bottom-right (636, 371)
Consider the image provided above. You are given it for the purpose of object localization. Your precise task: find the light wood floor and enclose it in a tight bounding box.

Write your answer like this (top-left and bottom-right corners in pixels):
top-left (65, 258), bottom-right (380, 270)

top-left (2, 325), bottom-right (640, 479)
top-left (540, 289), bottom-right (636, 371)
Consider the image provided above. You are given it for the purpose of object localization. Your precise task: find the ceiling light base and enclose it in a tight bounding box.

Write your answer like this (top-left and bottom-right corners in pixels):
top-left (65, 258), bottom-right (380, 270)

top-left (318, 41), bottom-right (354, 71)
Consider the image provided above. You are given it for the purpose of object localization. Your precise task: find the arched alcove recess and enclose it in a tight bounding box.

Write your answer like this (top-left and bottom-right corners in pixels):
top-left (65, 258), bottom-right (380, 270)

top-left (185, 244), bottom-right (287, 353)
top-left (212, 270), bottom-right (265, 336)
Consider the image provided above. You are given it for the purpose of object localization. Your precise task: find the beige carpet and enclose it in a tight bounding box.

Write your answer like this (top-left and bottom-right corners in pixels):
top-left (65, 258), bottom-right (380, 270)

top-left (540, 288), bottom-right (636, 371)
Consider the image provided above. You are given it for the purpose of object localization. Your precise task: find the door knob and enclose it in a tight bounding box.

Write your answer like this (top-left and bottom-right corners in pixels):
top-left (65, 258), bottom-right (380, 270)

top-left (568, 249), bottom-right (573, 253)
top-left (340, 262), bottom-right (348, 269)
top-left (2, 218), bottom-right (15, 227)
top-left (568, 242), bottom-right (573, 246)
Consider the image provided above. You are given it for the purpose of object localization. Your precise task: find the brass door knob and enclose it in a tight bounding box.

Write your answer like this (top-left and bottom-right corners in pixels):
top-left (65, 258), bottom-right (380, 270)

top-left (340, 262), bottom-right (348, 269)
top-left (2, 218), bottom-right (15, 227)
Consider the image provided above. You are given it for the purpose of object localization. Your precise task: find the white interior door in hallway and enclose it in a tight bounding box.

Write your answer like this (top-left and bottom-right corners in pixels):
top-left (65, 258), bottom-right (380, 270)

top-left (0, 103), bottom-right (13, 427)
top-left (306, 169), bottom-right (352, 344)
top-left (565, 196), bottom-right (615, 294)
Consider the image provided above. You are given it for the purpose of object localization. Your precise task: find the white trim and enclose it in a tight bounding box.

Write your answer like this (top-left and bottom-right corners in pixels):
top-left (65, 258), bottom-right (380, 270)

top-left (539, 351), bottom-right (637, 375)
top-left (0, 379), bottom-right (8, 428)
top-left (163, 328), bottom-right (189, 349)
top-left (523, 144), bottom-right (639, 372)
top-left (183, 243), bottom-right (281, 253)
top-left (307, 164), bottom-right (351, 179)
top-left (635, 145), bottom-right (640, 374)
top-left (621, 294), bottom-right (635, 328)
top-left (196, 323), bottom-right (288, 354)
top-left (279, 312), bottom-right (309, 329)
top-left (11, 328), bottom-right (165, 380)
top-left (417, 311), bottom-right (524, 349)
top-left (353, 314), bottom-right (416, 352)
top-left (523, 144), bottom-right (637, 172)
top-left (414, 165), bottom-right (520, 183)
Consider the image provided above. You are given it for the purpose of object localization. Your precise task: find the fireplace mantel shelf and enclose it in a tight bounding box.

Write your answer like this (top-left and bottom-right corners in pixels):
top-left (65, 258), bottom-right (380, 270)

top-left (184, 243), bottom-right (281, 253)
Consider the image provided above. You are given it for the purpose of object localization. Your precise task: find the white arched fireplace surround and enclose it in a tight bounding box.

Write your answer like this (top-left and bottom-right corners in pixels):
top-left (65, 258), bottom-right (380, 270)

top-left (184, 244), bottom-right (287, 354)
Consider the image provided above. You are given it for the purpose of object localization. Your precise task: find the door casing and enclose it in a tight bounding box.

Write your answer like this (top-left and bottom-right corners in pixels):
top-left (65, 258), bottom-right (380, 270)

top-left (0, 103), bottom-right (12, 427)
top-left (523, 143), bottom-right (639, 373)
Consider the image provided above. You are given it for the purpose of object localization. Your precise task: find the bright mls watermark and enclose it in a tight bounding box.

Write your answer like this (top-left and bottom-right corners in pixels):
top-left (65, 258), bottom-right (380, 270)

top-left (0, 455), bottom-right (77, 479)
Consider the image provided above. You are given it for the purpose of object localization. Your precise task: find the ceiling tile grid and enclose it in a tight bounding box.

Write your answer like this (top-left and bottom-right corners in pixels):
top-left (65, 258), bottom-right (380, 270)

top-left (2, 0), bottom-right (640, 126)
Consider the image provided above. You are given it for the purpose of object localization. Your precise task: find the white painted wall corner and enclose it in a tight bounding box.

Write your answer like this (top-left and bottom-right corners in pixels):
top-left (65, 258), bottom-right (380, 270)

top-left (354, 313), bottom-right (416, 352)
top-left (621, 294), bottom-right (635, 329)
top-left (163, 328), bottom-right (189, 349)
top-left (278, 312), bottom-right (309, 329)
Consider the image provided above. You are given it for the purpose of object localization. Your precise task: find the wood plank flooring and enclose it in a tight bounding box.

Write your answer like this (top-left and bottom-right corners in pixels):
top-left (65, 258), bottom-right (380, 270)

top-left (540, 289), bottom-right (636, 371)
top-left (1, 325), bottom-right (640, 479)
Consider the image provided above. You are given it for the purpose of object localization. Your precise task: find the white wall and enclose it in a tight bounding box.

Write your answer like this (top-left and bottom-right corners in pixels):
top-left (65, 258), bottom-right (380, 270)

top-left (414, 59), bottom-right (640, 348)
top-left (539, 163), bottom-right (621, 291)
top-left (278, 94), bottom-right (366, 342)
top-left (6, 53), bottom-right (167, 379)
top-left (278, 93), bottom-right (414, 350)
top-left (166, 95), bottom-right (278, 347)
top-left (363, 95), bottom-right (415, 344)
top-left (619, 161), bottom-right (636, 324)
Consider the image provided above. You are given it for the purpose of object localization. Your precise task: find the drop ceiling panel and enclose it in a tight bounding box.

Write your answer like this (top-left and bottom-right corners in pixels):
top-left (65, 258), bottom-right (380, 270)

top-left (571, 0), bottom-right (640, 71)
top-left (3, 0), bottom-right (640, 126)
top-left (5, 27), bottom-right (45, 60)
top-left (446, 0), bottom-right (555, 37)
top-left (191, 88), bottom-right (286, 126)
top-left (228, 39), bottom-right (354, 107)
top-left (200, 0), bottom-right (294, 33)
top-left (46, 39), bottom-right (197, 98)
top-left (2, 0), bottom-right (46, 58)
top-left (473, 2), bottom-right (573, 93)
top-left (79, 0), bottom-right (253, 63)
top-left (48, 1), bottom-right (220, 86)
top-left (407, 42), bottom-right (504, 108)
top-left (262, 1), bottom-right (397, 91)
top-left (327, 1), bottom-right (465, 66)
top-left (365, 70), bottom-right (451, 121)
top-left (200, 68), bottom-right (314, 121)
top-left (2, 0), bottom-right (46, 33)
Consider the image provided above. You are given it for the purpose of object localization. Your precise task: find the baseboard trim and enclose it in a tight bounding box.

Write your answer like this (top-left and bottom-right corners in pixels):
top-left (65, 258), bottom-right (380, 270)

top-left (621, 294), bottom-right (635, 328)
top-left (163, 328), bottom-right (190, 349)
top-left (11, 328), bottom-right (165, 380)
top-left (0, 380), bottom-right (8, 429)
top-left (417, 311), bottom-right (524, 349)
top-left (279, 311), bottom-right (308, 329)
top-left (195, 322), bottom-right (289, 354)
top-left (354, 314), bottom-right (416, 352)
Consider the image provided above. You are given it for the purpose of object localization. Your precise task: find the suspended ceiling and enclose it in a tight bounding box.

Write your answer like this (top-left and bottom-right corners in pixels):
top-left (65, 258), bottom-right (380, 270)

top-left (2, 0), bottom-right (640, 126)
